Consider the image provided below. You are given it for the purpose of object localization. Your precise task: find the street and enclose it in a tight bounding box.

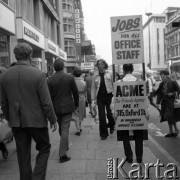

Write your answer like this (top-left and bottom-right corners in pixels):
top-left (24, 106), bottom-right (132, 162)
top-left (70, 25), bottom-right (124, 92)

top-left (145, 102), bottom-right (180, 170)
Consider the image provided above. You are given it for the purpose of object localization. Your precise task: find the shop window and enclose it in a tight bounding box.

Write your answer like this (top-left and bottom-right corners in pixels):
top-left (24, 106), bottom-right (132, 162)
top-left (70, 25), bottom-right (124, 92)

top-left (0, 33), bottom-right (9, 68)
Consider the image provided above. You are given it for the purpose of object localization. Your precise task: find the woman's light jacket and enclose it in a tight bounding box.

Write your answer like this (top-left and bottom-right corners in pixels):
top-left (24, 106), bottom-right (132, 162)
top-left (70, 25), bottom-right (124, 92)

top-left (91, 70), bottom-right (113, 101)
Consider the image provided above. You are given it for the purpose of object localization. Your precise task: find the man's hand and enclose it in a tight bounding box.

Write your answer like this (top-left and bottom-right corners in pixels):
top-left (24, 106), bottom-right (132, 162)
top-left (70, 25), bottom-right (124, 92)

top-left (91, 100), bottom-right (96, 108)
top-left (50, 122), bottom-right (57, 132)
top-left (167, 93), bottom-right (173, 97)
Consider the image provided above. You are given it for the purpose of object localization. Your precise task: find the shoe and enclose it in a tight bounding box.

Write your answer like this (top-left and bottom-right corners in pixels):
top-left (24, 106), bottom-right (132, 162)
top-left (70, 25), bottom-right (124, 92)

top-left (101, 136), bottom-right (107, 140)
top-left (110, 128), bottom-right (114, 134)
top-left (174, 130), bottom-right (179, 137)
top-left (59, 155), bottom-right (71, 163)
top-left (75, 132), bottom-right (81, 136)
top-left (125, 157), bottom-right (133, 163)
top-left (2, 148), bottom-right (8, 160)
top-left (94, 118), bottom-right (99, 124)
top-left (137, 158), bottom-right (142, 163)
top-left (165, 133), bottom-right (174, 137)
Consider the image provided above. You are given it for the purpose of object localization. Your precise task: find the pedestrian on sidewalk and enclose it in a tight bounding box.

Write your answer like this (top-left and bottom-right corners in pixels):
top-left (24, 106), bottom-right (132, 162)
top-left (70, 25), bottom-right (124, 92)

top-left (156, 70), bottom-right (180, 137)
top-left (146, 70), bottom-right (161, 114)
top-left (72, 66), bottom-right (87, 136)
top-left (48, 59), bottom-right (79, 163)
top-left (117, 64), bottom-right (148, 163)
top-left (0, 43), bottom-right (57, 180)
top-left (91, 59), bottom-right (115, 140)
top-left (84, 70), bottom-right (94, 116)
top-left (0, 66), bottom-right (9, 160)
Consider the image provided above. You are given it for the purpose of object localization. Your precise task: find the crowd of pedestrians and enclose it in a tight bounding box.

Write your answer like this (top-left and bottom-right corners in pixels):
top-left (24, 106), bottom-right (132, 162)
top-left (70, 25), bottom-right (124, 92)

top-left (0, 42), bottom-right (180, 180)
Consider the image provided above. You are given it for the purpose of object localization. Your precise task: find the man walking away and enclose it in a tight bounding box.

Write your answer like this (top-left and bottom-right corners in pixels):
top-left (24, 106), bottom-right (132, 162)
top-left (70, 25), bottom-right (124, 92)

top-left (48, 59), bottom-right (79, 163)
top-left (0, 43), bottom-right (57, 180)
top-left (85, 70), bottom-right (94, 116)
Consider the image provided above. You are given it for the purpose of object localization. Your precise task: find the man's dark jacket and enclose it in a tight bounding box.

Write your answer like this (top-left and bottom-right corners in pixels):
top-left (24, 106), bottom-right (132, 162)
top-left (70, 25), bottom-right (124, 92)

top-left (48, 70), bottom-right (79, 114)
top-left (0, 61), bottom-right (57, 127)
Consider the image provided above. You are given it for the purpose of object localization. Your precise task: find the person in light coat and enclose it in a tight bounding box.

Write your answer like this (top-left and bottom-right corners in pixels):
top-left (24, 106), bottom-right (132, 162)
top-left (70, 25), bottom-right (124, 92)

top-left (91, 59), bottom-right (115, 140)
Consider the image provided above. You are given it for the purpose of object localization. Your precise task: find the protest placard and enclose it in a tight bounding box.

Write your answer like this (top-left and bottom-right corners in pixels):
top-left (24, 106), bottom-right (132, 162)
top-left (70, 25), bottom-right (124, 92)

top-left (111, 15), bottom-right (144, 65)
top-left (114, 81), bottom-right (148, 130)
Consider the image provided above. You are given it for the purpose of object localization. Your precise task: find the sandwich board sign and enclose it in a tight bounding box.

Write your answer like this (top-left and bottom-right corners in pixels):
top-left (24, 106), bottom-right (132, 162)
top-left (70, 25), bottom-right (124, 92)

top-left (114, 81), bottom-right (148, 131)
top-left (110, 15), bottom-right (144, 65)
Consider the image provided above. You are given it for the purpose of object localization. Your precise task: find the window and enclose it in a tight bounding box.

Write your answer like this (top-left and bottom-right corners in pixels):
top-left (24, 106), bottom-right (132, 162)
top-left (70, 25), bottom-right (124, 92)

top-left (62, 0), bottom-right (73, 12)
top-left (51, 17), bottom-right (55, 41)
top-left (57, 24), bottom-right (60, 46)
top-left (64, 39), bottom-right (76, 57)
top-left (63, 18), bottom-right (74, 34)
top-left (33, 0), bottom-right (40, 29)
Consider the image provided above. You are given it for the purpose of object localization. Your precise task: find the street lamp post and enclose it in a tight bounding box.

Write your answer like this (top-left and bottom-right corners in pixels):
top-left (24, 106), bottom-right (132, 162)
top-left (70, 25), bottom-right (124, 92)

top-left (146, 12), bottom-right (152, 69)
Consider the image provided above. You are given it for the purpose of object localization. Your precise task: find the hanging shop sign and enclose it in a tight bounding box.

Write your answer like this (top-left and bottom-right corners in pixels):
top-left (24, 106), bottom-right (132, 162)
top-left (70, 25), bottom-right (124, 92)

top-left (74, 1), bottom-right (81, 44)
top-left (81, 62), bottom-right (94, 70)
top-left (111, 15), bottom-right (144, 65)
top-left (114, 81), bottom-right (148, 130)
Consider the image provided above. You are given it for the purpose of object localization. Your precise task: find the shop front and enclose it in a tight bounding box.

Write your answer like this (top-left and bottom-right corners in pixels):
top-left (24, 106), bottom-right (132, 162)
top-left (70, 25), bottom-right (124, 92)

top-left (16, 17), bottom-right (46, 71)
top-left (45, 38), bottom-right (59, 75)
top-left (0, 1), bottom-right (15, 68)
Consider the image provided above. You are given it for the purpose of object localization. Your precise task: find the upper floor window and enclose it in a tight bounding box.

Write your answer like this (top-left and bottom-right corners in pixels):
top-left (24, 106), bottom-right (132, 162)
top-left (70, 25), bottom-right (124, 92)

top-left (63, 18), bottom-right (74, 34)
top-left (62, 0), bottom-right (73, 12)
top-left (64, 39), bottom-right (76, 57)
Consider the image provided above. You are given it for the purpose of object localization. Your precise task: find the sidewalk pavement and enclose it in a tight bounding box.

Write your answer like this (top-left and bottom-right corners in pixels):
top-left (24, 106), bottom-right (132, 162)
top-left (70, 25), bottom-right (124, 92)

top-left (0, 109), bottom-right (166, 180)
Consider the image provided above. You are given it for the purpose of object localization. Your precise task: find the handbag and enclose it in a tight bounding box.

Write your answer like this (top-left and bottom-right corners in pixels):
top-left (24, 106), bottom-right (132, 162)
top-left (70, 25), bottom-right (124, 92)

top-left (174, 92), bottom-right (180, 109)
top-left (174, 99), bottom-right (180, 108)
top-left (0, 119), bottom-right (13, 142)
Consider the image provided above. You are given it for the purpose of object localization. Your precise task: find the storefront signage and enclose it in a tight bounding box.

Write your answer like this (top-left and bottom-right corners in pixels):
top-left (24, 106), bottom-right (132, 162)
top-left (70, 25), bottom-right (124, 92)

top-left (45, 38), bottom-right (58, 56)
top-left (0, 2), bottom-right (15, 35)
top-left (16, 18), bottom-right (45, 49)
top-left (59, 48), bottom-right (67, 61)
top-left (114, 81), bottom-right (148, 130)
top-left (24, 27), bottom-right (39, 42)
top-left (111, 15), bottom-right (144, 65)
top-left (81, 62), bottom-right (94, 70)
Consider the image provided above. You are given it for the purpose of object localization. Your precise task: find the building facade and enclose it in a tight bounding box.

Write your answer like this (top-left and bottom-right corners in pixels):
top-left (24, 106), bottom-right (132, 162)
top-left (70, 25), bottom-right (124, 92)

top-left (62, 0), bottom-right (95, 73)
top-left (0, 0), bottom-right (67, 73)
top-left (164, 7), bottom-right (180, 74)
top-left (143, 14), bottom-right (167, 71)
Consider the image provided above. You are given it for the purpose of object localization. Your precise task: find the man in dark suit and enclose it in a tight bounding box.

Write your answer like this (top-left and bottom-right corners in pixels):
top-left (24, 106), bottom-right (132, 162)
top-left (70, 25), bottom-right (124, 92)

top-left (0, 43), bottom-right (57, 180)
top-left (85, 70), bottom-right (94, 116)
top-left (48, 59), bottom-right (79, 163)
